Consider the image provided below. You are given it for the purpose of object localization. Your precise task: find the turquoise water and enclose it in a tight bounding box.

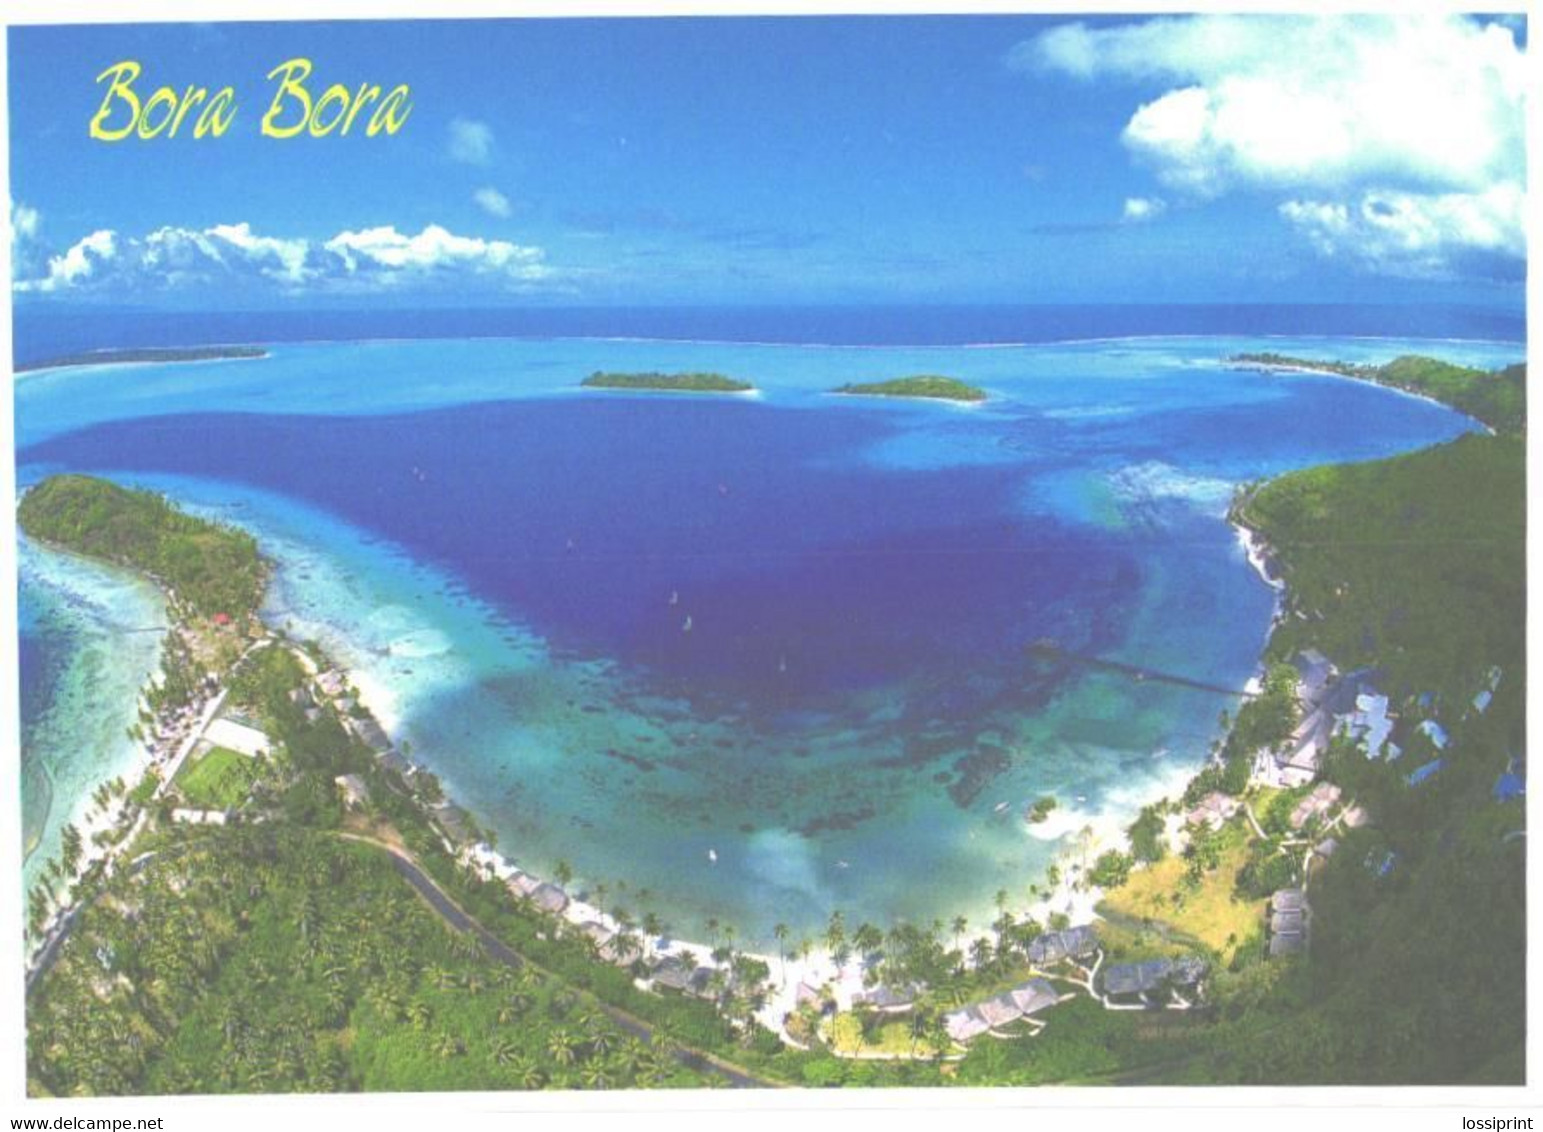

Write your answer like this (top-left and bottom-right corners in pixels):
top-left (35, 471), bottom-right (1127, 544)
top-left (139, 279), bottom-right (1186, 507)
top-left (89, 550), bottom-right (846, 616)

top-left (17, 538), bottom-right (165, 897)
top-left (15, 332), bottom-right (1518, 942)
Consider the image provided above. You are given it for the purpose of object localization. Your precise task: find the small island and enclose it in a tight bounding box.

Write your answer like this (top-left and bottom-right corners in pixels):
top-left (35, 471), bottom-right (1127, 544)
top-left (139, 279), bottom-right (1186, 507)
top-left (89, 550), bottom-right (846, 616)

top-left (580, 371), bottom-right (755, 394)
top-left (16, 345), bottom-right (269, 374)
top-left (831, 375), bottom-right (987, 403)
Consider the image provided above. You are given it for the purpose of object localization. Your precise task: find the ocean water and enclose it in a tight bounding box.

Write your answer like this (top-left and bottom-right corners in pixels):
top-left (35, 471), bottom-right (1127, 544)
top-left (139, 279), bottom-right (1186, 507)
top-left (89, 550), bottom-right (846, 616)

top-left (17, 538), bottom-right (165, 897)
top-left (14, 322), bottom-right (1522, 942)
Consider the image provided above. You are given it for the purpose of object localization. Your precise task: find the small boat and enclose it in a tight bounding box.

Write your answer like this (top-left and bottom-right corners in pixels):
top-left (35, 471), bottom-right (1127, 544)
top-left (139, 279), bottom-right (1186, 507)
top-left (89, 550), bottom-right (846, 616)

top-left (835, 860), bottom-right (849, 869)
top-left (778, 654), bottom-right (787, 673)
top-left (668, 590), bottom-right (679, 606)
top-left (993, 801), bottom-right (1011, 814)
top-left (707, 848), bottom-right (718, 863)
top-left (682, 615), bottom-right (693, 633)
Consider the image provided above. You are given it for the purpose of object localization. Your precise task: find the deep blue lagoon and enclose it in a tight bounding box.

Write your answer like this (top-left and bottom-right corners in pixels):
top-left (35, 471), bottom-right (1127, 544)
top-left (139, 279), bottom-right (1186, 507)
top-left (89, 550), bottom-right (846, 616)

top-left (15, 322), bottom-right (1521, 941)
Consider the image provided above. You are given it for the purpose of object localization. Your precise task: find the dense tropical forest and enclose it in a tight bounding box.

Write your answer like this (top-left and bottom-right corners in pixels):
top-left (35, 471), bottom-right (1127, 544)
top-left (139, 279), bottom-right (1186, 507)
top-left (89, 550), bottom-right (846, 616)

top-left (1230, 352), bottom-right (1525, 434)
top-left (830, 375), bottom-right (988, 402)
top-left (580, 371), bottom-right (754, 392)
top-left (18, 475), bottom-right (266, 620)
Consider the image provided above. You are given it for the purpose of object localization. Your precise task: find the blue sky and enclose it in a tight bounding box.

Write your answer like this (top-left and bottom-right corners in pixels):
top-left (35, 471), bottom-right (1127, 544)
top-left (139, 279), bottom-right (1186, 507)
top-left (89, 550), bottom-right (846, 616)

top-left (7, 15), bottom-right (1528, 309)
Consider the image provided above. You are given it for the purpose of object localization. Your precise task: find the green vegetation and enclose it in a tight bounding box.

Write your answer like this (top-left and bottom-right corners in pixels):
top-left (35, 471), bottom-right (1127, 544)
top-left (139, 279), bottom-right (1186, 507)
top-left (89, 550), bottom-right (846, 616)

top-left (580, 371), bottom-right (753, 393)
top-left (1026, 796), bottom-right (1058, 823)
top-left (1237, 433), bottom-right (1524, 697)
top-left (175, 747), bottom-right (262, 811)
top-left (1100, 820), bottom-right (1264, 963)
top-left (19, 475), bottom-right (266, 620)
top-left (1184, 663), bottom-right (1302, 801)
top-left (831, 375), bottom-right (987, 402)
top-left (16, 345), bottom-right (268, 373)
top-left (1230, 352), bottom-right (1525, 434)
top-left (27, 829), bottom-right (712, 1094)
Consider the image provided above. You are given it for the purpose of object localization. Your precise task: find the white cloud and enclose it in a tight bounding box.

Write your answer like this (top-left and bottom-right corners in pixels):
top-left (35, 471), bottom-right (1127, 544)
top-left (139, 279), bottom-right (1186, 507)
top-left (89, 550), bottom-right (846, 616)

top-left (473, 187), bottom-right (513, 218)
top-left (324, 223), bottom-right (545, 278)
top-left (447, 118), bottom-right (494, 165)
top-left (10, 200), bottom-right (40, 242)
top-left (1122, 197), bottom-right (1166, 223)
top-left (14, 221), bottom-right (553, 294)
top-left (1016, 15), bottom-right (1527, 276)
top-left (1280, 183), bottom-right (1525, 277)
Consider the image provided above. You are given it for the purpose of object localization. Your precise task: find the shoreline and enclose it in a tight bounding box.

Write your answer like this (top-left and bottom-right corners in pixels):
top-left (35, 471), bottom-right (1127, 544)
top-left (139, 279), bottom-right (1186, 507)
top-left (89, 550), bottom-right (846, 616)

top-left (1225, 358), bottom-right (1497, 436)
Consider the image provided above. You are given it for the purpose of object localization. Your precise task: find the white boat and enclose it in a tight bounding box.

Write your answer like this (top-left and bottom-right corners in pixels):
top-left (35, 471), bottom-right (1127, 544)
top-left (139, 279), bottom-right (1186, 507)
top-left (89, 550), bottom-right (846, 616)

top-left (682, 615), bottom-right (693, 633)
top-left (707, 848), bottom-right (718, 863)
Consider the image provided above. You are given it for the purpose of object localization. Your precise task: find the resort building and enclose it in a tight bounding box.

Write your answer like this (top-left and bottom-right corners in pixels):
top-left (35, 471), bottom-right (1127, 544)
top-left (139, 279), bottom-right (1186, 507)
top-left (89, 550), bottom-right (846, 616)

top-left (1099, 957), bottom-right (1206, 1006)
top-left (851, 985), bottom-right (917, 1013)
top-left (1027, 925), bottom-right (1099, 967)
top-left (1289, 782), bottom-right (1342, 831)
top-left (1268, 888), bottom-right (1310, 958)
top-left (942, 977), bottom-right (1062, 1042)
top-left (530, 883), bottom-right (570, 915)
top-left (1186, 791), bottom-right (1241, 830)
top-left (1293, 649), bottom-right (1336, 707)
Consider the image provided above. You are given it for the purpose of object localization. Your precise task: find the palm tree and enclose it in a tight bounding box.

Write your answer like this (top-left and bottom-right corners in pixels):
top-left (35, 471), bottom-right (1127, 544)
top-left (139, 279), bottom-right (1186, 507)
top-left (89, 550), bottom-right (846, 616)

top-left (492, 1036), bottom-right (519, 1065)
top-left (773, 922), bottom-right (790, 985)
top-left (433, 1031), bottom-right (462, 1059)
top-left (512, 1056), bottom-right (545, 1090)
top-left (546, 1028), bottom-right (579, 1067)
top-left (554, 860), bottom-right (573, 889)
top-left (951, 915), bottom-right (968, 953)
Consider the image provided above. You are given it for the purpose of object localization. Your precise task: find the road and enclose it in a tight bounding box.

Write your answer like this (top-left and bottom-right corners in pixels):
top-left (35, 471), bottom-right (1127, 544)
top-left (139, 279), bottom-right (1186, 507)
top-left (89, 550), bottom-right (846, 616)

top-left (336, 833), bottom-right (777, 1089)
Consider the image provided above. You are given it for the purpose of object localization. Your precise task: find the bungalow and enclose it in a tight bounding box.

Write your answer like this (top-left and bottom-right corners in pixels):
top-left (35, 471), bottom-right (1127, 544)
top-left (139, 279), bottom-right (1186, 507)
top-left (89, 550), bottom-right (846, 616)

top-left (1101, 959), bottom-right (1177, 999)
top-left (1270, 910), bottom-right (1307, 935)
top-left (975, 993), bottom-right (1025, 1030)
top-left (1269, 933), bottom-right (1307, 958)
top-left (530, 883), bottom-right (569, 915)
top-left (1186, 791), bottom-right (1241, 831)
top-left (1271, 888), bottom-right (1306, 914)
top-left (315, 670), bottom-right (347, 698)
top-left (1417, 719), bottom-right (1450, 750)
top-left (599, 935), bottom-right (644, 968)
top-left (1009, 978), bottom-right (1062, 1017)
top-left (506, 872), bottom-right (541, 899)
top-left (1494, 772), bottom-right (1525, 802)
top-left (1293, 649), bottom-right (1336, 708)
top-left (1342, 691), bottom-right (1396, 759)
top-left (648, 957), bottom-right (693, 993)
top-left (852, 985), bottom-right (916, 1013)
top-left (1289, 782), bottom-right (1342, 830)
top-left (433, 803), bottom-right (477, 846)
top-left (943, 1007), bottom-right (992, 1044)
top-left (348, 716), bottom-right (394, 753)
top-left (1027, 924), bottom-right (1099, 966)
top-left (333, 774), bottom-right (370, 809)
top-left (170, 808), bottom-right (227, 826)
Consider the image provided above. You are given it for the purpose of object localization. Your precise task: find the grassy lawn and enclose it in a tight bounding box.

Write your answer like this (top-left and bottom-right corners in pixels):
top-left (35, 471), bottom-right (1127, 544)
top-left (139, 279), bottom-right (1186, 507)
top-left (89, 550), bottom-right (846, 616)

top-left (175, 746), bottom-right (260, 810)
top-left (826, 1012), bottom-right (928, 1057)
top-left (1099, 821), bottom-right (1266, 963)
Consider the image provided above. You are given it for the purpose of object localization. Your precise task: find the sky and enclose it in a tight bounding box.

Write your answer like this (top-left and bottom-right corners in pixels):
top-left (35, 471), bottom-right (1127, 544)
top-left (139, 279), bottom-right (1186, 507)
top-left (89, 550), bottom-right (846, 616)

top-left (5, 14), bottom-right (1530, 309)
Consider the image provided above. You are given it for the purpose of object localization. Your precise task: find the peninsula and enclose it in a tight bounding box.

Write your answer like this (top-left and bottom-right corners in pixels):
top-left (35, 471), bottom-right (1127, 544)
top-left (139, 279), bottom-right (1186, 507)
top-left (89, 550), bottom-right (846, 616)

top-left (580, 371), bottom-right (755, 393)
top-left (831, 375), bottom-right (987, 402)
top-left (16, 345), bottom-right (269, 373)
top-left (1227, 352), bottom-right (1525, 435)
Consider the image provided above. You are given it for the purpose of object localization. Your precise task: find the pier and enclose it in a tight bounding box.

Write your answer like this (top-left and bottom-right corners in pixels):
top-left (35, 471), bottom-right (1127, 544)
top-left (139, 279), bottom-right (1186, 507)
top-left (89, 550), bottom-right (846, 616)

top-left (1027, 640), bottom-right (1257, 699)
